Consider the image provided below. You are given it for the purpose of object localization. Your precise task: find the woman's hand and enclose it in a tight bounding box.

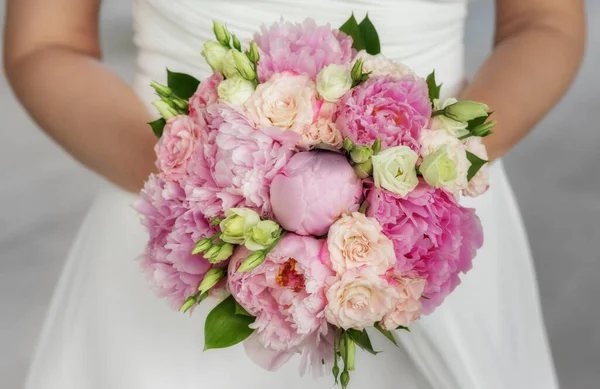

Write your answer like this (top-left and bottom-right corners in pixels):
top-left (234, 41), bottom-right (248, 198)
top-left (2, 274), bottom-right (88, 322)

top-left (460, 0), bottom-right (586, 161)
top-left (4, 0), bottom-right (157, 192)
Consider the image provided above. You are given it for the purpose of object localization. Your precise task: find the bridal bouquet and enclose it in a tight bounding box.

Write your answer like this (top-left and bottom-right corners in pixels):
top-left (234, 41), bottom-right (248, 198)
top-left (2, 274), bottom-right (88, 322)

top-left (137, 14), bottom-right (493, 388)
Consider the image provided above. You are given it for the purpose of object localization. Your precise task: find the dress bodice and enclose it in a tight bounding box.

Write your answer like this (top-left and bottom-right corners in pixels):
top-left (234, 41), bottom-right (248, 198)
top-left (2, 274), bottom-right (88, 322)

top-left (132, 0), bottom-right (468, 104)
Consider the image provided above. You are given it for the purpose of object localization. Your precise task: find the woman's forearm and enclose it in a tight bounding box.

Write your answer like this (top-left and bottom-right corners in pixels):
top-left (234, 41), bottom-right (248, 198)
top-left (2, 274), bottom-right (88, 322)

top-left (5, 46), bottom-right (157, 192)
top-left (460, 9), bottom-right (585, 160)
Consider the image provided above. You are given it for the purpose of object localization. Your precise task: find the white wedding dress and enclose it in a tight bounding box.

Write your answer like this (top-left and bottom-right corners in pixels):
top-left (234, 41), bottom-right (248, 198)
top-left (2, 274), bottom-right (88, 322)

top-left (25, 1), bottom-right (559, 388)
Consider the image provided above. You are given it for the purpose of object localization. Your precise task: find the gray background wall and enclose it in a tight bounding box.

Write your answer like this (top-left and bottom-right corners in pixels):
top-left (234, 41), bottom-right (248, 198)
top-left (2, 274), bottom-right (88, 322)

top-left (1, 1), bottom-right (598, 388)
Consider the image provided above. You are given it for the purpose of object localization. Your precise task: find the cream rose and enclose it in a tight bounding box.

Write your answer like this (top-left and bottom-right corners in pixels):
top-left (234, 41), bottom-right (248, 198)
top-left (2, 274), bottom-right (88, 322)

top-left (316, 64), bottom-right (353, 103)
top-left (462, 136), bottom-right (490, 197)
top-left (302, 102), bottom-right (343, 149)
top-left (380, 277), bottom-right (425, 330)
top-left (244, 72), bottom-right (316, 140)
top-left (372, 146), bottom-right (419, 197)
top-left (217, 76), bottom-right (255, 105)
top-left (430, 98), bottom-right (469, 138)
top-left (327, 212), bottom-right (396, 275)
top-left (356, 51), bottom-right (415, 79)
top-left (324, 268), bottom-right (398, 330)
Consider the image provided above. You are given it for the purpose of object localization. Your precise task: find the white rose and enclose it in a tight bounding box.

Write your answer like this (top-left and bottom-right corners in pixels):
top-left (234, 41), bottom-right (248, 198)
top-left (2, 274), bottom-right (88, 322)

top-left (371, 146), bottom-right (419, 197)
top-left (419, 135), bottom-right (471, 194)
top-left (201, 41), bottom-right (229, 73)
top-left (462, 137), bottom-right (490, 197)
top-left (217, 76), bottom-right (255, 105)
top-left (430, 98), bottom-right (469, 138)
top-left (221, 49), bottom-right (239, 79)
top-left (316, 64), bottom-right (352, 102)
top-left (356, 51), bottom-right (415, 79)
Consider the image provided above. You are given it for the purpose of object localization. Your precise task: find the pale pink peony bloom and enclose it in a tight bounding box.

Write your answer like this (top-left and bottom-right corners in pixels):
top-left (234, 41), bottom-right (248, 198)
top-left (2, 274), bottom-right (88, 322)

top-left (366, 182), bottom-right (483, 314)
top-left (254, 18), bottom-right (354, 82)
top-left (324, 267), bottom-right (399, 330)
top-left (462, 136), bottom-right (490, 197)
top-left (203, 104), bottom-right (299, 216)
top-left (355, 51), bottom-right (415, 79)
top-left (270, 151), bottom-right (363, 236)
top-left (380, 276), bottom-right (426, 330)
top-left (326, 212), bottom-right (396, 275)
top-left (335, 75), bottom-right (431, 151)
top-left (188, 72), bottom-right (223, 125)
top-left (245, 72), bottom-right (318, 147)
top-left (154, 115), bottom-right (203, 182)
top-left (303, 102), bottom-right (344, 149)
top-left (228, 234), bottom-right (334, 376)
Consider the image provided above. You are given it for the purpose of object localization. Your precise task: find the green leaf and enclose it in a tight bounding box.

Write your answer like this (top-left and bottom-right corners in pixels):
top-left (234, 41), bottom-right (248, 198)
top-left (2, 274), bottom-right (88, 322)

top-left (466, 115), bottom-right (488, 131)
top-left (358, 14), bottom-right (381, 55)
top-left (347, 329), bottom-right (379, 355)
top-left (339, 14), bottom-right (365, 52)
top-left (204, 295), bottom-right (255, 350)
top-left (148, 118), bottom-right (166, 138)
top-left (374, 323), bottom-right (398, 346)
top-left (466, 151), bottom-right (488, 182)
top-left (396, 325), bottom-right (411, 332)
top-left (234, 300), bottom-right (253, 317)
top-left (166, 69), bottom-right (200, 100)
top-left (426, 71), bottom-right (442, 105)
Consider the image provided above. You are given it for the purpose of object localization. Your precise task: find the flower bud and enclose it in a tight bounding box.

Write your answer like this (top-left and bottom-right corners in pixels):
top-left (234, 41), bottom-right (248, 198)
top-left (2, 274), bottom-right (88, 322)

top-left (340, 370), bottom-right (350, 389)
top-left (244, 220), bottom-right (281, 251)
top-left (232, 50), bottom-right (256, 81)
top-left (204, 245), bottom-right (220, 259)
top-left (201, 41), bottom-right (230, 73)
top-left (350, 145), bottom-right (373, 164)
top-left (219, 208), bottom-right (261, 244)
top-left (206, 243), bottom-right (234, 263)
top-left (152, 101), bottom-right (178, 120)
top-left (343, 138), bottom-right (354, 152)
top-left (232, 34), bottom-right (242, 51)
top-left (179, 296), bottom-right (197, 313)
top-left (192, 238), bottom-right (211, 255)
top-left (213, 21), bottom-right (230, 46)
top-left (332, 364), bottom-right (340, 384)
top-left (221, 50), bottom-right (239, 79)
top-left (316, 64), bottom-right (352, 103)
top-left (170, 97), bottom-right (188, 111)
top-left (237, 251), bottom-right (267, 272)
top-left (248, 41), bottom-right (260, 63)
top-left (345, 338), bottom-right (356, 371)
top-left (353, 158), bottom-right (373, 179)
top-left (210, 217), bottom-right (222, 226)
top-left (372, 138), bottom-right (381, 155)
top-left (217, 76), bottom-right (255, 105)
top-left (444, 100), bottom-right (489, 122)
top-left (198, 268), bottom-right (225, 294)
top-left (471, 121), bottom-right (496, 137)
top-left (351, 57), bottom-right (364, 83)
top-left (149, 81), bottom-right (172, 97)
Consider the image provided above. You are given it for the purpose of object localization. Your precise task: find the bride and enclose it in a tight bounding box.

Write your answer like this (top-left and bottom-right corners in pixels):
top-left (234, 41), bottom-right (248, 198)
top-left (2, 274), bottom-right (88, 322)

top-left (4, 0), bottom-right (585, 388)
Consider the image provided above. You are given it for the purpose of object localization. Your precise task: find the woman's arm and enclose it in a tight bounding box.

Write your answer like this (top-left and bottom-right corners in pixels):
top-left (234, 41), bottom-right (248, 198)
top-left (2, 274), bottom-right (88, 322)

top-left (3, 0), bottom-right (157, 192)
top-left (460, 0), bottom-right (586, 160)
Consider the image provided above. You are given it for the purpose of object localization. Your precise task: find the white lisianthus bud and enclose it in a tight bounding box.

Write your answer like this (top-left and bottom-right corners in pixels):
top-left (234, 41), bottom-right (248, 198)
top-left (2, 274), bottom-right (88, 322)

top-left (206, 243), bottom-right (234, 263)
top-left (244, 220), bottom-right (281, 251)
top-left (231, 50), bottom-right (256, 81)
top-left (152, 101), bottom-right (178, 120)
top-left (248, 41), bottom-right (260, 63)
top-left (430, 98), bottom-right (469, 138)
top-left (213, 21), bottom-right (230, 46)
top-left (192, 238), bottom-right (212, 255)
top-left (217, 76), bottom-right (255, 105)
top-left (237, 251), bottom-right (267, 272)
top-left (221, 50), bottom-right (239, 79)
top-left (317, 64), bottom-right (353, 102)
top-left (198, 268), bottom-right (225, 294)
top-left (444, 100), bottom-right (489, 122)
top-left (219, 208), bottom-right (261, 244)
top-left (350, 145), bottom-right (373, 164)
top-left (231, 34), bottom-right (242, 51)
top-left (371, 146), bottom-right (419, 197)
top-left (420, 144), bottom-right (471, 194)
top-left (201, 41), bottom-right (230, 73)
top-left (354, 159), bottom-right (373, 179)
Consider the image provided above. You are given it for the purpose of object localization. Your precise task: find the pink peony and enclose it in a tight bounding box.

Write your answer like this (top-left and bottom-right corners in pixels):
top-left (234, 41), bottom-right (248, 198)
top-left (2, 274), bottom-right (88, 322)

top-left (188, 72), bottom-right (223, 125)
top-left (202, 104), bottom-right (299, 216)
top-left (325, 212), bottom-right (396, 275)
top-left (380, 276), bottom-right (426, 330)
top-left (335, 75), bottom-right (431, 151)
top-left (154, 115), bottom-right (203, 182)
top-left (365, 182), bottom-right (483, 314)
top-left (270, 151), bottom-right (363, 236)
top-left (324, 267), bottom-right (399, 330)
top-left (254, 18), bottom-right (354, 82)
top-left (244, 72), bottom-right (318, 146)
top-left (228, 234), bottom-right (334, 376)
top-left (136, 175), bottom-right (218, 308)
top-left (303, 101), bottom-right (344, 149)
